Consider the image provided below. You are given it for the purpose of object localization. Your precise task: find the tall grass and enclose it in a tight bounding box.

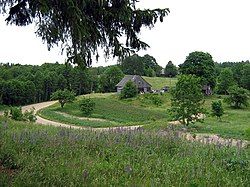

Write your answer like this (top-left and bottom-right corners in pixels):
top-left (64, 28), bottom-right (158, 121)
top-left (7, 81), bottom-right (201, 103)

top-left (0, 118), bottom-right (249, 186)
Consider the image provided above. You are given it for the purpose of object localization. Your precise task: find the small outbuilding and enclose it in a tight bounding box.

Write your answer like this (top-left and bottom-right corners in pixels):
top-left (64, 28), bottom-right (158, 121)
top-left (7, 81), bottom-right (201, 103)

top-left (116, 75), bottom-right (152, 93)
top-left (202, 85), bottom-right (213, 95)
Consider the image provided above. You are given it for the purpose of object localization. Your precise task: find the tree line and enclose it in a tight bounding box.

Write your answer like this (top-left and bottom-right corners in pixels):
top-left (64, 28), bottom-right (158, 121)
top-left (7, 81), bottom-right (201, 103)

top-left (0, 62), bottom-right (101, 106)
top-left (0, 53), bottom-right (164, 106)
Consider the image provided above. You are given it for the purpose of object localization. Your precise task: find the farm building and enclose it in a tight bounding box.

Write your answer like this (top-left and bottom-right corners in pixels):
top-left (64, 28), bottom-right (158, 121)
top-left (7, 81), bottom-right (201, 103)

top-left (116, 75), bottom-right (152, 93)
top-left (202, 85), bottom-right (213, 95)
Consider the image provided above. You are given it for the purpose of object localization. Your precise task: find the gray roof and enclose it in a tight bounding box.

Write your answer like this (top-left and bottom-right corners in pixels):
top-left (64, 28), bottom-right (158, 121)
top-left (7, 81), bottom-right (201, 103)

top-left (116, 75), bottom-right (152, 88)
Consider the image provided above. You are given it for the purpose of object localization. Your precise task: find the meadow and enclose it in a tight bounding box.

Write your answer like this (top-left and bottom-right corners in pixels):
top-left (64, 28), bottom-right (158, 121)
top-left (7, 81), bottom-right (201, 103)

top-left (39, 93), bottom-right (169, 127)
top-left (0, 117), bottom-right (249, 186)
top-left (39, 92), bottom-right (250, 140)
top-left (143, 76), bottom-right (178, 90)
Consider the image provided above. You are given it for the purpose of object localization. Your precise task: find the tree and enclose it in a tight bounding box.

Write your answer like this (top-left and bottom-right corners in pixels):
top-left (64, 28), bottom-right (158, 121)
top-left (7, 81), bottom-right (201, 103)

top-left (142, 54), bottom-right (162, 76)
top-left (50, 89), bottom-right (75, 108)
top-left (224, 86), bottom-right (249, 108)
top-left (120, 81), bottom-right (138, 99)
top-left (211, 100), bottom-right (224, 121)
top-left (179, 51), bottom-right (216, 89)
top-left (170, 75), bottom-right (204, 126)
top-left (144, 67), bottom-right (156, 77)
top-left (99, 66), bottom-right (124, 92)
top-left (216, 68), bottom-right (236, 95)
top-left (1, 1), bottom-right (169, 66)
top-left (120, 54), bottom-right (145, 75)
top-left (241, 64), bottom-right (250, 90)
top-left (165, 61), bottom-right (178, 77)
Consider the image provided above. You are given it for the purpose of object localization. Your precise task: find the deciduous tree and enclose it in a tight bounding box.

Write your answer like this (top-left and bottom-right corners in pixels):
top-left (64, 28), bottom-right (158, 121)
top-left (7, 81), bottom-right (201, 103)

top-left (224, 86), bottom-right (249, 108)
top-left (179, 51), bottom-right (216, 89)
top-left (51, 89), bottom-right (75, 108)
top-left (99, 66), bottom-right (124, 92)
top-left (165, 61), bottom-right (178, 77)
top-left (170, 75), bottom-right (204, 126)
top-left (216, 68), bottom-right (236, 95)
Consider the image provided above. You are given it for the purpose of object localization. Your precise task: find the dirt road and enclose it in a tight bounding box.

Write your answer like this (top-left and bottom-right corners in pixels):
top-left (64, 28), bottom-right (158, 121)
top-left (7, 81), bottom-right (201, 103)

top-left (22, 101), bottom-right (143, 131)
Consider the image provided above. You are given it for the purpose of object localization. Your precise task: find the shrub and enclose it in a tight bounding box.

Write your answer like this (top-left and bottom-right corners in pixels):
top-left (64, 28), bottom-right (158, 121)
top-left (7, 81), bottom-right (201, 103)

top-left (211, 100), bottom-right (224, 120)
top-left (7, 107), bottom-right (37, 122)
top-left (224, 86), bottom-right (249, 108)
top-left (141, 94), bottom-right (163, 106)
top-left (10, 107), bottom-right (23, 121)
top-left (120, 81), bottom-right (138, 99)
top-left (79, 98), bottom-right (95, 116)
top-left (23, 107), bottom-right (37, 122)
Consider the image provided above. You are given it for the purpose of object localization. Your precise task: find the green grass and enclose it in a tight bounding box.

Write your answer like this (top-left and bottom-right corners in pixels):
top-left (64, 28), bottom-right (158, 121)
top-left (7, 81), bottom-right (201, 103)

top-left (39, 94), bottom-right (170, 127)
top-left (190, 106), bottom-right (250, 140)
top-left (143, 76), bottom-right (177, 90)
top-left (39, 93), bottom-right (250, 140)
top-left (0, 117), bottom-right (249, 186)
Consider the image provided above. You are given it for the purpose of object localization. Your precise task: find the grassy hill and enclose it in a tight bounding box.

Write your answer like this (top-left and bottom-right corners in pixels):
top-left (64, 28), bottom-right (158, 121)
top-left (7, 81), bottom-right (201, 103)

top-left (38, 92), bottom-right (250, 140)
top-left (143, 76), bottom-right (177, 90)
top-left (39, 93), bottom-right (170, 128)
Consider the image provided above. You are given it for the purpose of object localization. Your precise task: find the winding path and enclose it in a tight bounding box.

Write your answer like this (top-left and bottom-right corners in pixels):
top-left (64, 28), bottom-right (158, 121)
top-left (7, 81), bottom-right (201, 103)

top-left (2, 101), bottom-right (248, 148)
top-left (22, 101), bottom-right (143, 131)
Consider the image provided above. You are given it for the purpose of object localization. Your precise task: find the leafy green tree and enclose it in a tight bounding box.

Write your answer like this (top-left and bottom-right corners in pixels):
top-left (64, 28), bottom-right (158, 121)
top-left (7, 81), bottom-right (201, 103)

top-left (241, 64), bottom-right (250, 90)
top-left (120, 81), bottom-right (138, 99)
top-left (79, 98), bottom-right (95, 116)
top-left (179, 51), bottom-right (216, 89)
top-left (99, 66), bottom-right (124, 92)
top-left (216, 68), bottom-right (236, 95)
top-left (121, 54), bottom-right (145, 75)
top-left (170, 75), bottom-right (204, 126)
top-left (224, 86), bottom-right (249, 108)
top-left (1, 1), bottom-right (169, 66)
top-left (144, 67), bottom-right (156, 77)
top-left (165, 61), bottom-right (178, 77)
top-left (142, 54), bottom-right (162, 76)
top-left (51, 89), bottom-right (75, 108)
top-left (211, 100), bottom-right (224, 121)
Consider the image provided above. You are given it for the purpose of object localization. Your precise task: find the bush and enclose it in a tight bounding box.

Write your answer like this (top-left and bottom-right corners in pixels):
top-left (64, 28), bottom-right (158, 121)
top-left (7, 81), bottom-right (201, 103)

top-left (120, 81), bottom-right (138, 99)
top-left (10, 107), bottom-right (23, 121)
top-left (211, 100), bottom-right (224, 120)
top-left (7, 107), bottom-right (37, 122)
top-left (79, 98), bottom-right (95, 116)
top-left (23, 107), bottom-right (37, 122)
top-left (140, 94), bottom-right (163, 106)
top-left (224, 86), bottom-right (249, 108)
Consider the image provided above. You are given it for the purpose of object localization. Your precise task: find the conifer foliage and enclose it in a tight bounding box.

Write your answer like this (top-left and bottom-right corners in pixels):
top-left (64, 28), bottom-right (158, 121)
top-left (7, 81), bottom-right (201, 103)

top-left (0, 0), bottom-right (169, 66)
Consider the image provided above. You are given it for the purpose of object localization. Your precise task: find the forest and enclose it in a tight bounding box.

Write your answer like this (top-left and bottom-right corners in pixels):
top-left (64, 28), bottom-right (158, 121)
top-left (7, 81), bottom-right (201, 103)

top-left (0, 55), bottom-right (249, 107)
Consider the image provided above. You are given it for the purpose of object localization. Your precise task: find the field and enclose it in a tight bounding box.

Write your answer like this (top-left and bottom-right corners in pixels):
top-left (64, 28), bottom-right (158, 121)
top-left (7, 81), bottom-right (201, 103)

top-left (1, 75), bottom-right (250, 186)
top-left (143, 76), bottom-right (177, 90)
top-left (0, 118), bottom-right (249, 186)
top-left (39, 92), bottom-right (250, 140)
top-left (39, 93), bottom-right (170, 128)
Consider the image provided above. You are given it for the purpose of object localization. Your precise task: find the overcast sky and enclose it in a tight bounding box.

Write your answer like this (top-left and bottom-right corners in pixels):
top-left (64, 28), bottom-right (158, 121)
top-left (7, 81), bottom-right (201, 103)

top-left (1, 0), bottom-right (250, 67)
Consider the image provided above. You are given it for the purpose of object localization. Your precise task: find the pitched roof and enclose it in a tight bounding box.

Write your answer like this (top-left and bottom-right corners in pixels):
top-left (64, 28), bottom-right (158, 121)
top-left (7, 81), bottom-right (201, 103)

top-left (116, 75), bottom-right (152, 88)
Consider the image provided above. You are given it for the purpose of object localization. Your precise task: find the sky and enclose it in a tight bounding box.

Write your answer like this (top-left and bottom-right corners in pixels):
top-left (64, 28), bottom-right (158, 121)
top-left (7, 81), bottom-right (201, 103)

top-left (0, 0), bottom-right (250, 67)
